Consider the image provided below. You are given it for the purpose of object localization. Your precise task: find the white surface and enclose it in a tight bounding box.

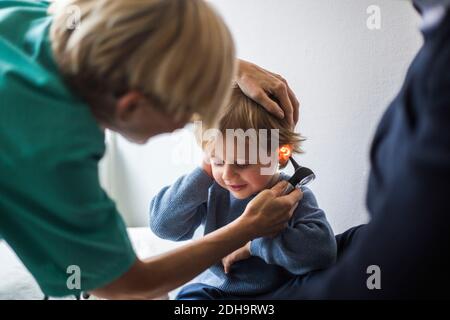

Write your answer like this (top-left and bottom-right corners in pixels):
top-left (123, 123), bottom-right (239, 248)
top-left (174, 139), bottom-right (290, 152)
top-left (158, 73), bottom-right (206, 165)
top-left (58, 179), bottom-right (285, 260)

top-left (0, 241), bottom-right (43, 300)
top-left (101, 0), bottom-right (423, 234)
top-left (0, 228), bottom-right (187, 300)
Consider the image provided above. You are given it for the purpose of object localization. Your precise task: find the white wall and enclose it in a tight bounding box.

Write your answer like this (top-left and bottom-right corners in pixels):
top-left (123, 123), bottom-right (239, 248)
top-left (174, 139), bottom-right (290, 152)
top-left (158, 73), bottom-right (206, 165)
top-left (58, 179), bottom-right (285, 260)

top-left (100, 0), bottom-right (423, 234)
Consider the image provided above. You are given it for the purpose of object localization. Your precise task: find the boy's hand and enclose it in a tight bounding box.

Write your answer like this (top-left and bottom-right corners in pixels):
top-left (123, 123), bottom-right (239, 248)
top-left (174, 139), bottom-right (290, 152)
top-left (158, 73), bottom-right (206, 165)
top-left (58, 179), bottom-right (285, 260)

top-left (222, 242), bottom-right (251, 274)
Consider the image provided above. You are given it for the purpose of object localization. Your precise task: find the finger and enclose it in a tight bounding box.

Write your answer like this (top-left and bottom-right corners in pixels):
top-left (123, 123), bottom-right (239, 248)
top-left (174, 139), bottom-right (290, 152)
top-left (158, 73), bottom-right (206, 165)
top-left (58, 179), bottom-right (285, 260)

top-left (274, 208), bottom-right (294, 226)
top-left (287, 85), bottom-right (300, 126)
top-left (274, 221), bottom-right (289, 232)
top-left (270, 180), bottom-right (289, 197)
top-left (252, 90), bottom-right (285, 119)
top-left (291, 201), bottom-right (299, 212)
top-left (225, 259), bottom-right (234, 274)
top-left (268, 222), bottom-right (288, 238)
top-left (270, 73), bottom-right (300, 127)
top-left (222, 260), bottom-right (229, 274)
top-left (279, 188), bottom-right (303, 206)
top-left (272, 83), bottom-right (294, 128)
top-left (268, 221), bottom-right (286, 235)
top-left (287, 201), bottom-right (300, 219)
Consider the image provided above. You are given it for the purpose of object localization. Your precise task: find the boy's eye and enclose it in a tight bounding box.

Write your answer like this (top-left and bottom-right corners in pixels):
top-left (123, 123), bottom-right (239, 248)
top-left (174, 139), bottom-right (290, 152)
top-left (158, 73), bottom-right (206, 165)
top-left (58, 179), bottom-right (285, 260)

top-left (235, 163), bottom-right (250, 169)
top-left (212, 159), bottom-right (224, 166)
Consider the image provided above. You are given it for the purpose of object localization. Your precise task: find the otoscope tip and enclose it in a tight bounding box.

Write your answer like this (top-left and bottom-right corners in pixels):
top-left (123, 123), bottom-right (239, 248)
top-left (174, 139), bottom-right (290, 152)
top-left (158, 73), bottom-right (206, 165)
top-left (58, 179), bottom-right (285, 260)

top-left (289, 156), bottom-right (300, 170)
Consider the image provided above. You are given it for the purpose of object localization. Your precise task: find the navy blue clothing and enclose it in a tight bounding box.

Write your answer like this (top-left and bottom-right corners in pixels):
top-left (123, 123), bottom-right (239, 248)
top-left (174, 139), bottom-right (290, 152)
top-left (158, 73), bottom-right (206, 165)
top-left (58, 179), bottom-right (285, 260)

top-left (176, 283), bottom-right (229, 300)
top-left (176, 226), bottom-right (366, 300)
top-left (250, 10), bottom-right (450, 300)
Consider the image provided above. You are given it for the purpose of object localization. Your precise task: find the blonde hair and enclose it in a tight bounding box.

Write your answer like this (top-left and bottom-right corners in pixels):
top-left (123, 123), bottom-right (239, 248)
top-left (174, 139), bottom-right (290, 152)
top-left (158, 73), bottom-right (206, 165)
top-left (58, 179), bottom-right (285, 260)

top-left (201, 85), bottom-right (304, 169)
top-left (49, 0), bottom-right (236, 126)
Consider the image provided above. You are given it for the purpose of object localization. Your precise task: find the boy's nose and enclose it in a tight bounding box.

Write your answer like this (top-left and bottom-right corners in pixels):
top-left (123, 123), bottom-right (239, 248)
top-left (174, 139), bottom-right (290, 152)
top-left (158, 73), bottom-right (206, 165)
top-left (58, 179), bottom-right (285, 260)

top-left (222, 164), bottom-right (237, 181)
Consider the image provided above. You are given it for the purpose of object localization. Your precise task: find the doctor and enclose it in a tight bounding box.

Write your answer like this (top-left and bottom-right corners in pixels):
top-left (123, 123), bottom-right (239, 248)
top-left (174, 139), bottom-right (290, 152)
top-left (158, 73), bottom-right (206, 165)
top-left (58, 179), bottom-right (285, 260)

top-left (0, 0), bottom-right (301, 299)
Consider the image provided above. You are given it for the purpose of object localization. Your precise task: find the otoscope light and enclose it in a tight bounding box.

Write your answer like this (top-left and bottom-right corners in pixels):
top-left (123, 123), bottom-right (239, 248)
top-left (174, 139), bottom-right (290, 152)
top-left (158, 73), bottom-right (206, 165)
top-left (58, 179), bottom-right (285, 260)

top-left (278, 145), bottom-right (292, 167)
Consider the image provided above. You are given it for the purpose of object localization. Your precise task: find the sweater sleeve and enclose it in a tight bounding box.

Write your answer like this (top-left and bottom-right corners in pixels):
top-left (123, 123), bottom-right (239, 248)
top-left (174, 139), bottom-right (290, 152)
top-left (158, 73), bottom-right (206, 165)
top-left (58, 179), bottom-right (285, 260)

top-left (149, 167), bottom-right (214, 241)
top-left (250, 187), bottom-right (337, 275)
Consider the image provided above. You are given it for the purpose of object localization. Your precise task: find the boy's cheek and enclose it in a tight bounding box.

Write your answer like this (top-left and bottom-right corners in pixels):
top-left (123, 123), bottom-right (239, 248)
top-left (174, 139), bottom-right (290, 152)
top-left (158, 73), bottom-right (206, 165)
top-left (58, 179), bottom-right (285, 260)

top-left (211, 168), bottom-right (221, 183)
top-left (250, 172), bottom-right (275, 190)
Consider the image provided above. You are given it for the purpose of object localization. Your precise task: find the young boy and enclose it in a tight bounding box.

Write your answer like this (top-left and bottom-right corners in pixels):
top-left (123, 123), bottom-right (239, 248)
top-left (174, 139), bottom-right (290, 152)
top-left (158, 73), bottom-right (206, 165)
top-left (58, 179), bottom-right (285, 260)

top-left (149, 87), bottom-right (336, 299)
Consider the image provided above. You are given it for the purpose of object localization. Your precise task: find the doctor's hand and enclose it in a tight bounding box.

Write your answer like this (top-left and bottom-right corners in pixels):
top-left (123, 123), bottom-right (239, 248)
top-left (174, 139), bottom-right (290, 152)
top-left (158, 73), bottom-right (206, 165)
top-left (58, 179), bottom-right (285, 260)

top-left (236, 59), bottom-right (300, 129)
top-left (236, 180), bottom-right (302, 239)
top-left (222, 242), bottom-right (251, 274)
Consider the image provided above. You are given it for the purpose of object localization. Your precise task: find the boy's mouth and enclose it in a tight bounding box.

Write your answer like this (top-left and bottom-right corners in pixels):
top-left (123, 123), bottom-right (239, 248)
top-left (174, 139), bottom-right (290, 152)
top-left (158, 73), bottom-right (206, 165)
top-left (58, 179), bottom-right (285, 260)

top-left (228, 184), bottom-right (247, 191)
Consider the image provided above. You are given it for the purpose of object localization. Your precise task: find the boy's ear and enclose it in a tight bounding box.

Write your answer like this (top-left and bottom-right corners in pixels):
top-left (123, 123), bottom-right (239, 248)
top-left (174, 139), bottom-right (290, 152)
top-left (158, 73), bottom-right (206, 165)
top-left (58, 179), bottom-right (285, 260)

top-left (116, 91), bottom-right (146, 123)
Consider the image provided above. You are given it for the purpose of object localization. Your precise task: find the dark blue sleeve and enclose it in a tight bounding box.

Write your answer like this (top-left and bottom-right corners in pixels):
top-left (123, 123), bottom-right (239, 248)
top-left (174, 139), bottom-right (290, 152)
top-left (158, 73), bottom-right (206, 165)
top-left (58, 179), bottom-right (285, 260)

top-left (250, 188), bottom-right (337, 275)
top-left (149, 167), bottom-right (213, 241)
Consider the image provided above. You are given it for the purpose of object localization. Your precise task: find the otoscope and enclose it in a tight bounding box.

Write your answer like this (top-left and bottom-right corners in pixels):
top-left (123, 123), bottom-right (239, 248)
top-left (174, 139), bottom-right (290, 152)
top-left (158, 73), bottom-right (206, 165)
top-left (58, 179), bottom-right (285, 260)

top-left (278, 145), bottom-right (316, 195)
top-left (283, 156), bottom-right (315, 194)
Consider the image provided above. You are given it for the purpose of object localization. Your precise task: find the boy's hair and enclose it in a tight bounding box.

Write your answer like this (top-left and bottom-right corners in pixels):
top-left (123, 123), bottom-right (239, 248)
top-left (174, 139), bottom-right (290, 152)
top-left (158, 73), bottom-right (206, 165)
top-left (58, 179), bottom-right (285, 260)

top-left (202, 85), bottom-right (304, 169)
top-left (49, 0), bottom-right (235, 127)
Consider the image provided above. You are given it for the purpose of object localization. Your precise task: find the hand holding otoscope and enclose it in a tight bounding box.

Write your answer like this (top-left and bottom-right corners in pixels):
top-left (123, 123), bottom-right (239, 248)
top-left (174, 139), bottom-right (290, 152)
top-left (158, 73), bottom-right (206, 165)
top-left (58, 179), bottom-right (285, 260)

top-left (278, 145), bottom-right (316, 195)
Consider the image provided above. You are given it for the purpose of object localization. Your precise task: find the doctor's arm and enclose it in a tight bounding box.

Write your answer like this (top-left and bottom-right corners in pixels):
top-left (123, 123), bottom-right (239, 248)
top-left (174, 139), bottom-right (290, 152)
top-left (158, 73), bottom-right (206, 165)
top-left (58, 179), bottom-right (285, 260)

top-left (92, 181), bottom-right (303, 300)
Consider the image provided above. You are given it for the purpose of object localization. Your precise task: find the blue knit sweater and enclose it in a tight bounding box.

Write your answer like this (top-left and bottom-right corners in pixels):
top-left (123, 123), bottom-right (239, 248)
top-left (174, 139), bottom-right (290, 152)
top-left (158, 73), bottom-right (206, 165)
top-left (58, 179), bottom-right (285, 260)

top-left (149, 167), bottom-right (337, 295)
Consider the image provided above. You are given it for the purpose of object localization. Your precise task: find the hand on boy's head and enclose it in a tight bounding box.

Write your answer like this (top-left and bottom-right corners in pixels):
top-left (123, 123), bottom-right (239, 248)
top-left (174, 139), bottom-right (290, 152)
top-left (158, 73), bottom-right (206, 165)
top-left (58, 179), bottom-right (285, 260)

top-left (236, 59), bottom-right (300, 129)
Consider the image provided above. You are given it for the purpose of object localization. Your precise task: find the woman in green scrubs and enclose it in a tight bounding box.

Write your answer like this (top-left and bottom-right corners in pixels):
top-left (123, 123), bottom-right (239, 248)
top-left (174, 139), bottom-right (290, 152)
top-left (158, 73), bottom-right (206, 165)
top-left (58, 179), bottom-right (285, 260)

top-left (0, 0), bottom-right (300, 299)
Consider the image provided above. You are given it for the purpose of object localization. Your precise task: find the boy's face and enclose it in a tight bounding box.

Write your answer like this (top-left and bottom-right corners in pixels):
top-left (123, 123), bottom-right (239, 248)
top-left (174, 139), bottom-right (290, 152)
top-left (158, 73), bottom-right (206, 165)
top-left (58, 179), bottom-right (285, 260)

top-left (210, 140), bottom-right (278, 199)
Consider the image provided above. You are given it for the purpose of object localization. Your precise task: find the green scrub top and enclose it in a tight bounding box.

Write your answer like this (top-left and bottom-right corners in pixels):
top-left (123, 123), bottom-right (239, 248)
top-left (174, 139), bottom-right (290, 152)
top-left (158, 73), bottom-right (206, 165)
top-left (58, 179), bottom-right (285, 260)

top-left (0, 0), bottom-right (136, 296)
